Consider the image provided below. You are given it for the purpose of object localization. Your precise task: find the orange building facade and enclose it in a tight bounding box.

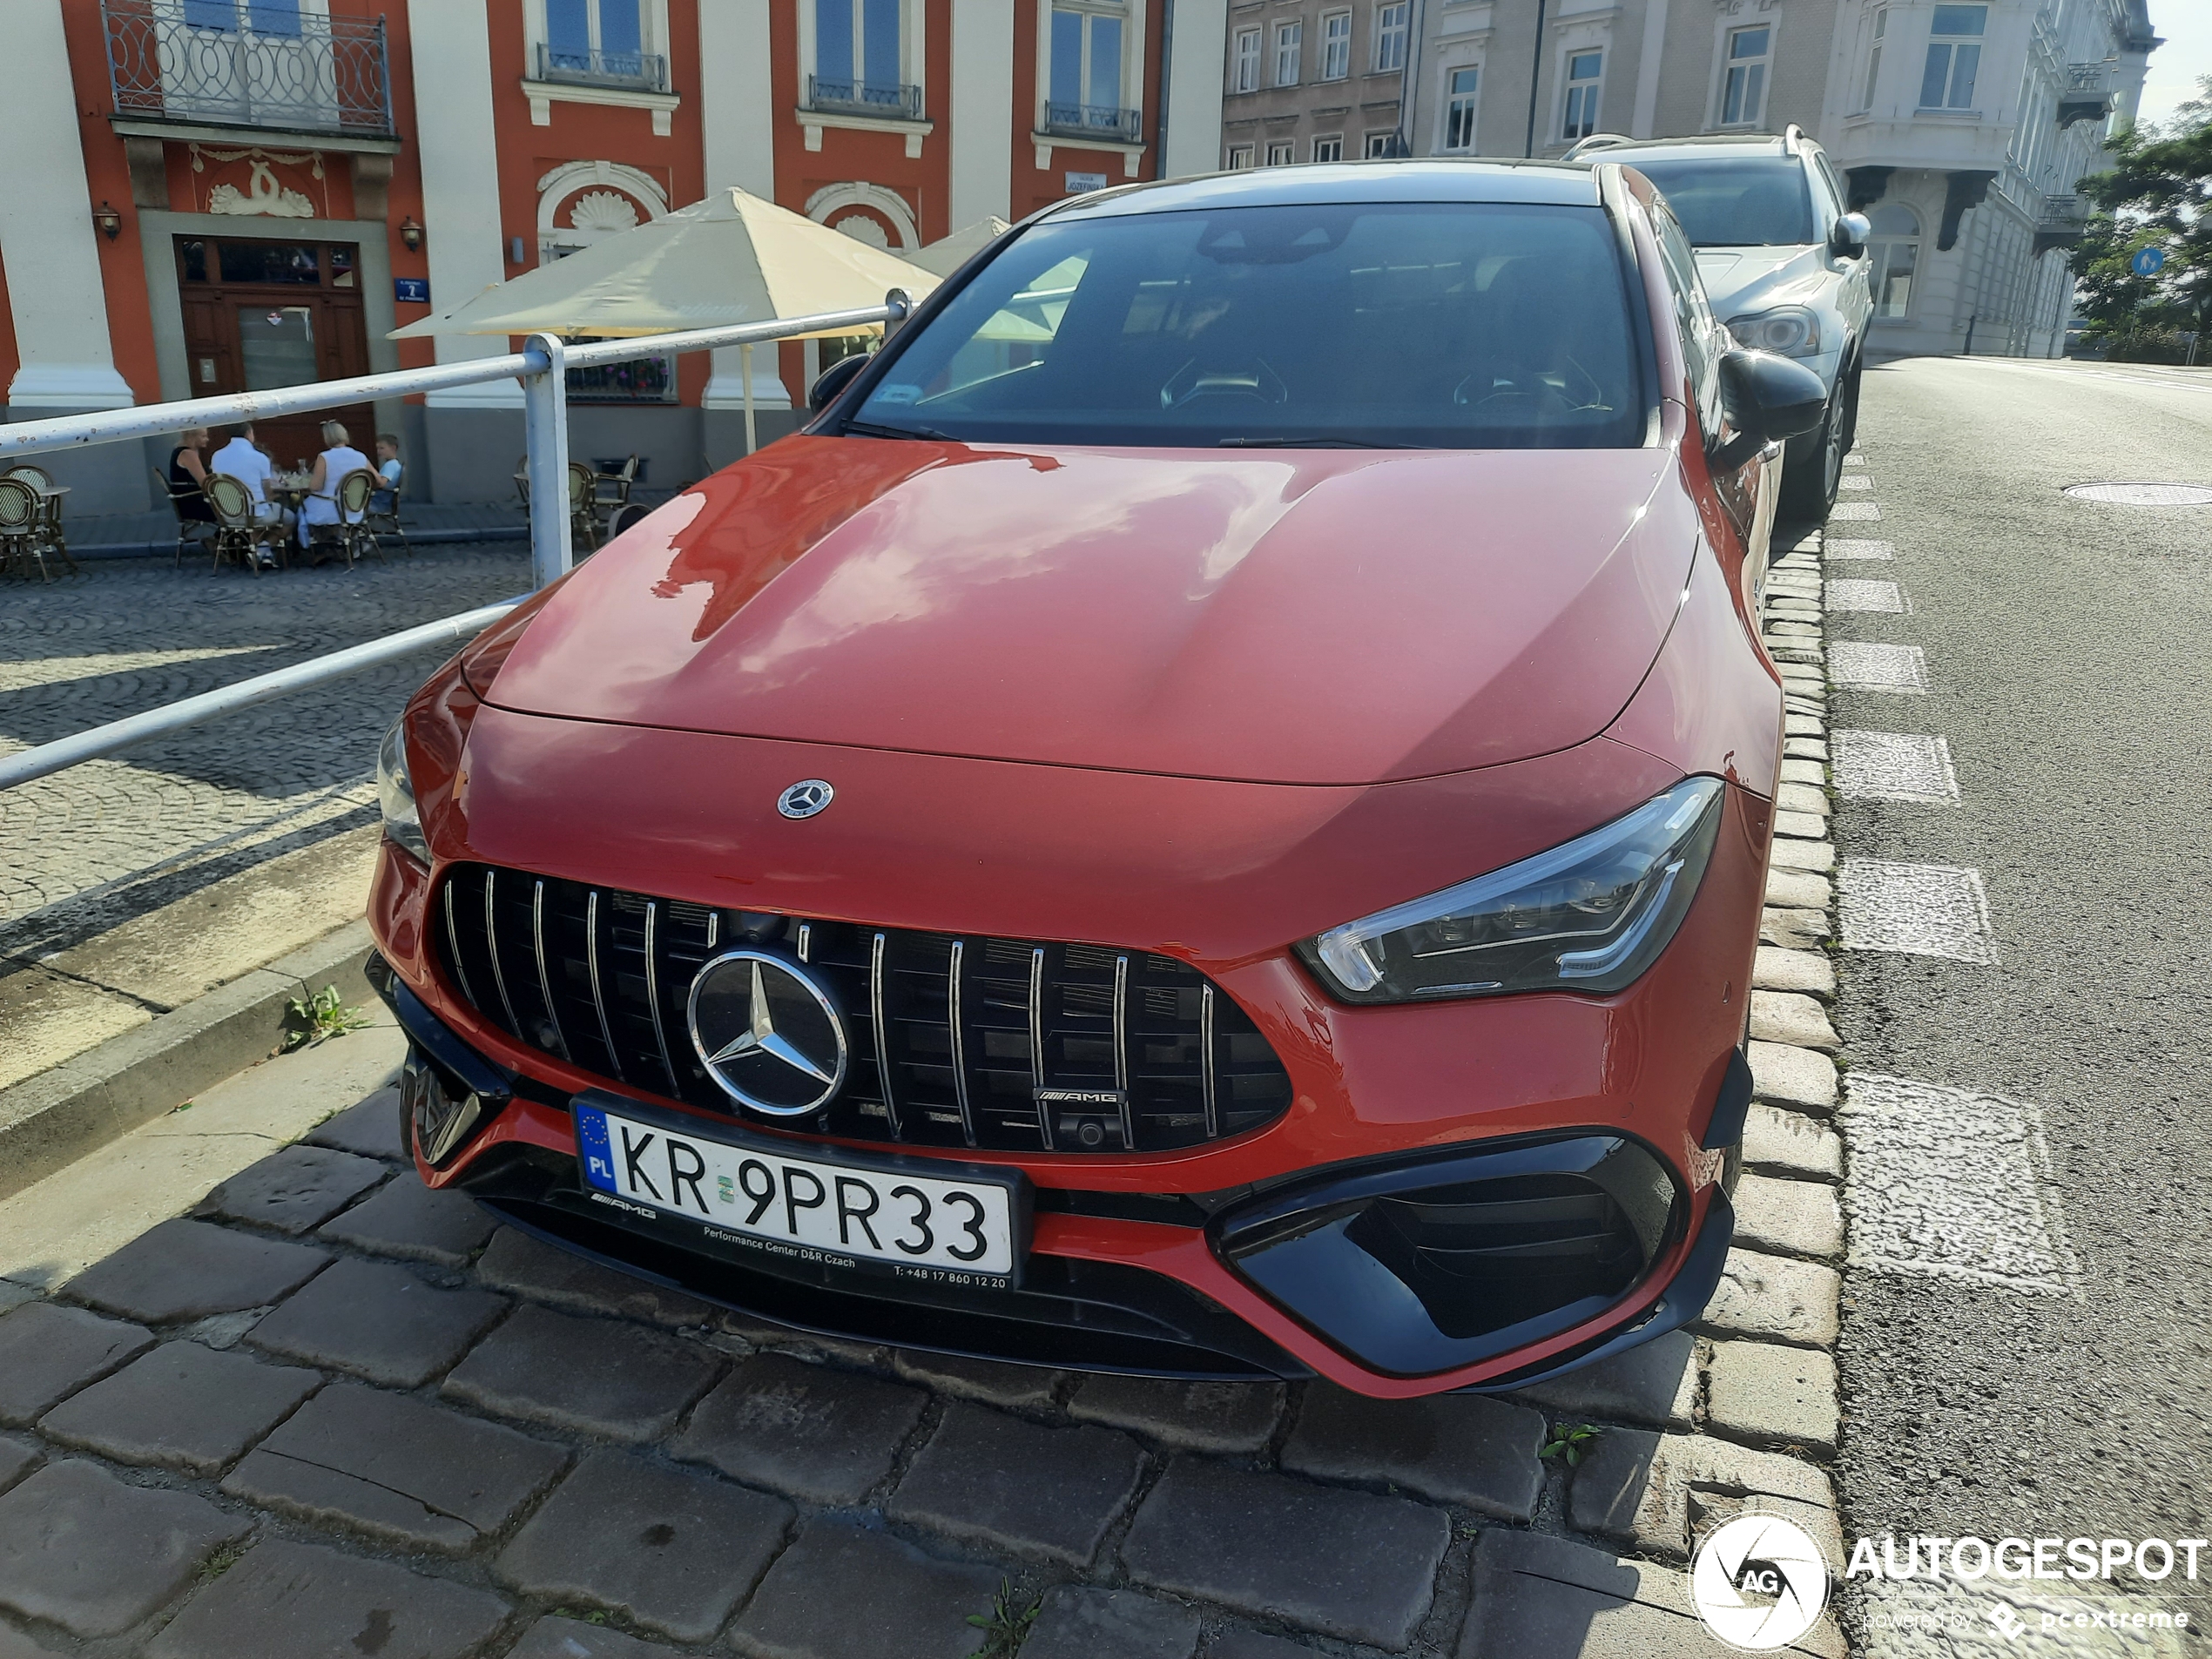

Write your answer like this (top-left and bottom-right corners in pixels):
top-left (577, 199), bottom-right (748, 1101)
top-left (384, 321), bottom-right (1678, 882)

top-left (0, 0), bottom-right (1228, 508)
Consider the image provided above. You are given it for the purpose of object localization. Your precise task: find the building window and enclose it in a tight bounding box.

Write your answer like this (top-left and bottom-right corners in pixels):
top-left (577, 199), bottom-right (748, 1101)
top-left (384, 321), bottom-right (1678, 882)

top-left (1320, 10), bottom-right (1352, 80)
top-left (1265, 140), bottom-right (1293, 165)
top-left (1716, 24), bottom-right (1770, 126)
top-left (1365, 130), bottom-right (1393, 157)
top-left (1232, 27), bottom-right (1261, 93)
top-left (815, 0), bottom-right (904, 106)
top-left (1312, 133), bottom-right (1344, 161)
top-left (1561, 49), bottom-right (1602, 141)
top-left (1866, 203), bottom-right (1919, 317)
top-left (184, 0), bottom-right (303, 35)
top-left (1919, 4), bottom-right (1984, 111)
top-left (1858, 8), bottom-right (1886, 112)
top-left (1274, 20), bottom-right (1301, 86)
top-left (1050, 5), bottom-right (1127, 125)
top-left (1441, 64), bottom-right (1480, 150)
top-left (1227, 143), bottom-right (1256, 168)
top-left (1373, 2), bottom-right (1407, 72)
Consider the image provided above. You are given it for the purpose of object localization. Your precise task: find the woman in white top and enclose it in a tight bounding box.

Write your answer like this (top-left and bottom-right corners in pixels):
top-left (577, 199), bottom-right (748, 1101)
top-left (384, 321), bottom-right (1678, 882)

top-left (298, 421), bottom-right (371, 550)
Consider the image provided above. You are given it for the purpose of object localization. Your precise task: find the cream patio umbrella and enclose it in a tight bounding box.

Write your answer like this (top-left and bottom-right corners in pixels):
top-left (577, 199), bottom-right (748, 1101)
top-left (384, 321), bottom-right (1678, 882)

top-left (390, 186), bottom-right (940, 450)
top-left (907, 217), bottom-right (1012, 277)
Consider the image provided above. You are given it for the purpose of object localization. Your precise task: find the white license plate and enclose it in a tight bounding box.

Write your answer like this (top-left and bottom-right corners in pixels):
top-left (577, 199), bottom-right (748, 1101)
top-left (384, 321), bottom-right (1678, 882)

top-left (575, 1099), bottom-right (1024, 1280)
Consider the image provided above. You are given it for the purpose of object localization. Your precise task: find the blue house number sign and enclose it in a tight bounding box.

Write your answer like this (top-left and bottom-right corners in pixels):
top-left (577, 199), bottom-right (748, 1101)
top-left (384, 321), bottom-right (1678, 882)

top-left (395, 277), bottom-right (431, 304)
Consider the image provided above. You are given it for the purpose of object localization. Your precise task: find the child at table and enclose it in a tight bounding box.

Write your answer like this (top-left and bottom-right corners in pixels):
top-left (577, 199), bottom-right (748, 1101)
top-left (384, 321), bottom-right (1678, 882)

top-left (371, 434), bottom-right (403, 515)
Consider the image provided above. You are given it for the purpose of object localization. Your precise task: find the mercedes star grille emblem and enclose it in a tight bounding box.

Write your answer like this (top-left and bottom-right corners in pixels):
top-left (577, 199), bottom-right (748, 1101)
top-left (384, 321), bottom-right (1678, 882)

top-left (777, 779), bottom-right (834, 819)
top-left (686, 949), bottom-right (849, 1116)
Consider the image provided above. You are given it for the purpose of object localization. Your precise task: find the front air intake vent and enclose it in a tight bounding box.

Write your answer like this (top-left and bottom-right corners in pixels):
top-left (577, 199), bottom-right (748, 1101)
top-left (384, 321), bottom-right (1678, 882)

top-left (434, 863), bottom-right (1294, 1155)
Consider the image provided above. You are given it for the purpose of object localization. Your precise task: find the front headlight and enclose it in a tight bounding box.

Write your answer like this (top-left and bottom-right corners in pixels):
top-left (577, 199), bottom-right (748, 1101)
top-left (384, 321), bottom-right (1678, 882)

top-left (1727, 306), bottom-right (1822, 358)
top-left (377, 719), bottom-right (431, 867)
top-left (1297, 778), bottom-right (1725, 1004)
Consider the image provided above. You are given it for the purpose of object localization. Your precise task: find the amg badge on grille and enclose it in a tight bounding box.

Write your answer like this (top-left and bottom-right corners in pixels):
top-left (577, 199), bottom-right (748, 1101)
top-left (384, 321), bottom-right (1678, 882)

top-left (686, 950), bottom-right (849, 1116)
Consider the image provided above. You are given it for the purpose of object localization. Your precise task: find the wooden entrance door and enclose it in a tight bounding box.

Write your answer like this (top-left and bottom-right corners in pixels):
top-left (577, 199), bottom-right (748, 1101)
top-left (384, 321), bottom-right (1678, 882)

top-left (176, 236), bottom-right (376, 474)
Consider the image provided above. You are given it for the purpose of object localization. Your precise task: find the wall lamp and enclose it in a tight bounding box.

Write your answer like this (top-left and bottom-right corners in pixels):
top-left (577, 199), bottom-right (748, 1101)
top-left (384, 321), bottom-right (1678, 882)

top-left (400, 215), bottom-right (424, 253)
top-left (92, 201), bottom-right (123, 241)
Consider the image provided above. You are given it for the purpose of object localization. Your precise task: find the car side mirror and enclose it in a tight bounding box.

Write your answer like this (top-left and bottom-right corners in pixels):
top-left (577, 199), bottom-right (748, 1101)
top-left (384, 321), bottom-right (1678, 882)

top-left (807, 353), bottom-right (869, 415)
top-left (1711, 349), bottom-right (1829, 470)
top-left (1828, 212), bottom-right (1871, 259)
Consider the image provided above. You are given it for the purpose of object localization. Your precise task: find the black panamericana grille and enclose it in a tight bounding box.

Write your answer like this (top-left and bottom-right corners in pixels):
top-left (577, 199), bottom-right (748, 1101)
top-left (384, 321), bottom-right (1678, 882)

top-left (435, 863), bottom-right (1295, 1155)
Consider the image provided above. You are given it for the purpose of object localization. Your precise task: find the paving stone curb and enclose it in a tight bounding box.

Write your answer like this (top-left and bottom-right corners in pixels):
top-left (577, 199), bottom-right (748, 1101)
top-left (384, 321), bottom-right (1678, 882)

top-left (0, 920), bottom-right (374, 1204)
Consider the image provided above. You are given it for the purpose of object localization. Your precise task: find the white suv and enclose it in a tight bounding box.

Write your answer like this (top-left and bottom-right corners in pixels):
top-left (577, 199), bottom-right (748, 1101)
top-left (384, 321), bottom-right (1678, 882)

top-left (1569, 127), bottom-right (1871, 517)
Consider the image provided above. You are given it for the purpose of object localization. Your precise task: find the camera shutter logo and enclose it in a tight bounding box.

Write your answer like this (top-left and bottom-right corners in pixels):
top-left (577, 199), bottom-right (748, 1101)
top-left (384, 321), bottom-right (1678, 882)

top-left (1690, 1514), bottom-right (1831, 1650)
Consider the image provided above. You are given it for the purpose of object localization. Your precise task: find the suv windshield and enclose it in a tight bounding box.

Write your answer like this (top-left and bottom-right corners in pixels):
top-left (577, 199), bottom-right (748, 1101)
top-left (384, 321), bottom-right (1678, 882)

top-left (1626, 158), bottom-right (1813, 248)
top-left (847, 200), bottom-right (1646, 449)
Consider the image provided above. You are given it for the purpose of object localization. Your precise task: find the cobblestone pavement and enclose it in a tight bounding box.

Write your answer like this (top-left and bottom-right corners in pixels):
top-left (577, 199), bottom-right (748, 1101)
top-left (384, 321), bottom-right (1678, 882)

top-left (0, 547), bottom-right (530, 955)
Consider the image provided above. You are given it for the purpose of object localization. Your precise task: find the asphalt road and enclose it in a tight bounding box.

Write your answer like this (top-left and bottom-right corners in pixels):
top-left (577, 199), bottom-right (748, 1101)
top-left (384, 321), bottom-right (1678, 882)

top-left (1830, 358), bottom-right (2212, 1623)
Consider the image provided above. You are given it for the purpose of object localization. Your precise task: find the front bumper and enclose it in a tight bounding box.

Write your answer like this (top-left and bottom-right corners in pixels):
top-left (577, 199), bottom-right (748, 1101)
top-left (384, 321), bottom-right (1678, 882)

top-left (370, 943), bottom-right (1743, 1396)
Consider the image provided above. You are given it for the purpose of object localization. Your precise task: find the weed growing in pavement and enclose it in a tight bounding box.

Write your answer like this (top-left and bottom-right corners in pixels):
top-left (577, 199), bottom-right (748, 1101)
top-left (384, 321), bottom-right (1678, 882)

top-left (1540, 1424), bottom-right (1604, 1467)
top-left (967, 1580), bottom-right (1042, 1657)
top-left (196, 1541), bottom-right (246, 1582)
top-left (282, 983), bottom-right (371, 1051)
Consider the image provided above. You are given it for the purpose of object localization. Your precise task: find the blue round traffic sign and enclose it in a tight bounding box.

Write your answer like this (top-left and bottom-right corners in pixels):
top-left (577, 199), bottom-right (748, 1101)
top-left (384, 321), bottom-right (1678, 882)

top-left (2130, 246), bottom-right (2167, 277)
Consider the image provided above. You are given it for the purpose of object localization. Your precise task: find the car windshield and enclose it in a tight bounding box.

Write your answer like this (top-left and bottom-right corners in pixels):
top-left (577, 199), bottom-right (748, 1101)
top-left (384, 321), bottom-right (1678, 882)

top-left (847, 200), bottom-right (1646, 449)
top-left (1628, 158), bottom-right (1813, 247)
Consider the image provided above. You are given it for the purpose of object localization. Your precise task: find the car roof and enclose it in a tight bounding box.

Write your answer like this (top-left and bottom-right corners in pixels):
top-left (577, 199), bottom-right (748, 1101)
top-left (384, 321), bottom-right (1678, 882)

top-left (1588, 133), bottom-right (1806, 164)
top-left (1042, 159), bottom-right (1605, 221)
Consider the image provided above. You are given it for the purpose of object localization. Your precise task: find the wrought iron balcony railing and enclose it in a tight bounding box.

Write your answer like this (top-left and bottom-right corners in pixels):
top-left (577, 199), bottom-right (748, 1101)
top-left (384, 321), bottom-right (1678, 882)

top-left (102, 0), bottom-right (394, 138)
top-left (2065, 62), bottom-right (2113, 92)
top-left (2038, 192), bottom-right (2088, 227)
top-left (804, 75), bottom-right (924, 120)
top-left (532, 42), bottom-right (670, 93)
top-left (1042, 102), bottom-right (1143, 144)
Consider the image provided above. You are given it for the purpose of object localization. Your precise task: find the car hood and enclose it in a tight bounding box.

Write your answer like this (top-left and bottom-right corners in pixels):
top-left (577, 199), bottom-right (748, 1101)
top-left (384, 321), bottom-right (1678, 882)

top-left (1692, 243), bottom-right (1831, 320)
top-left (482, 435), bottom-right (1694, 786)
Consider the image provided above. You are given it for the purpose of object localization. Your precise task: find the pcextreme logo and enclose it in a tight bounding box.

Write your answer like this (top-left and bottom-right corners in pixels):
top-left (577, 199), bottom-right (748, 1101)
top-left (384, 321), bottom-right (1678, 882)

top-left (1691, 1514), bottom-right (1832, 1650)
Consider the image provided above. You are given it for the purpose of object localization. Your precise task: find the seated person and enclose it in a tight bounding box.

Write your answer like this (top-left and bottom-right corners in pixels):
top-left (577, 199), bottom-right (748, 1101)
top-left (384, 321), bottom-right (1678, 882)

top-left (167, 427), bottom-right (216, 523)
top-left (212, 421), bottom-right (293, 544)
top-left (370, 433), bottom-right (403, 514)
top-left (298, 421), bottom-right (371, 552)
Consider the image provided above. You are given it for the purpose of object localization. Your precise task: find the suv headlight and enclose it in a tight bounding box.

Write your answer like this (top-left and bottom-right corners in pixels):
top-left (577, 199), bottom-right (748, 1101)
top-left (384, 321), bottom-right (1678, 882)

top-left (377, 719), bottom-right (431, 867)
top-left (1727, 307), bottom-right (1822, 358)
top-left (1297, 778), bottom-right (1725, 1004)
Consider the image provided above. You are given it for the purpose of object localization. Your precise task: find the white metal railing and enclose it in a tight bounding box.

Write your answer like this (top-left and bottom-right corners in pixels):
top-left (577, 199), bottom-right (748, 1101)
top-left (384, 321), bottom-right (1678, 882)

top-left (0, 293), bottom-right (914, 792)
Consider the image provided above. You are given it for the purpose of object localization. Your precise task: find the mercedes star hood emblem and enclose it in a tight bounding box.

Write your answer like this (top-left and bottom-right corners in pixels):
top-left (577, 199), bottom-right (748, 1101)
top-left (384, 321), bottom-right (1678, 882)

top-left (686, 949), bottom-right (848, 1116)
top-left (777, 779), bottom-right (834, 819)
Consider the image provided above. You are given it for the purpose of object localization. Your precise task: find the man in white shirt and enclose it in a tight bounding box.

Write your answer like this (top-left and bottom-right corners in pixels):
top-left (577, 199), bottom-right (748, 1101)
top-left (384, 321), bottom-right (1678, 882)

top-left (211, 423), bottom-right (289, 565)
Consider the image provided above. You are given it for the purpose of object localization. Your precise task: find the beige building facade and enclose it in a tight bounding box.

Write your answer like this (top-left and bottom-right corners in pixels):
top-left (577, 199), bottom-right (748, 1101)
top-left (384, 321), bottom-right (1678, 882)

top-left (1216, 0), bottom-right (2157, 361)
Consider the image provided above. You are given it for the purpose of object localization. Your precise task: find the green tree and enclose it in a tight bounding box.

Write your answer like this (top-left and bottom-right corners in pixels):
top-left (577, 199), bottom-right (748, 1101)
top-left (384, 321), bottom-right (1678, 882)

top-left (2075, 81), bottom-right (2212, 361)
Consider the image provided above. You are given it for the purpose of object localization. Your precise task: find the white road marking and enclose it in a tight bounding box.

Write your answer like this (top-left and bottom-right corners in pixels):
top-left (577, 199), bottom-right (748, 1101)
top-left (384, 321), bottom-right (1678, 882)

top-left (1825, 538), bottom-right (1894, 561)
top-left (1828, 501), bottom-right (1883, 520)
top-left (1840, 454), bottom-right (1865, 468)
top-left (1840, 1072), bottom-right (2080, 1298)
top-left (1839, 859), bottom-right (1996, 962)
top-left (1838, 474), bottom-right (1873, 489)
top-left (1832, 731), bottom-right (1959, 803)
top-left (1830, 641), bottom-right (1928, 692)
top-left (1826, 578), bottom-right (1906, 613)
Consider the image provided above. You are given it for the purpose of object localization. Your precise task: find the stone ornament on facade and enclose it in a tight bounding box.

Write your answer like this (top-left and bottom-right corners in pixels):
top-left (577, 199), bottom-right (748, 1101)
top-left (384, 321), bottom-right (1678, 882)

top-left (803, 180), bottom-right (920, 251)
top-left (191, 144), bottom-right (326, 219)
top-left (536, 159), bottom-right (669, 262)
top-left (568, 190), bottom-right (642, 234)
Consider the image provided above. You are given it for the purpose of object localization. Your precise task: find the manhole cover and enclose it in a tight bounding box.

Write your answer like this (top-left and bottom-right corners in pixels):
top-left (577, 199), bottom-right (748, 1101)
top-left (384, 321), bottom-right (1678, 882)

top-left (2063, 482), bottom-right (2212, 506)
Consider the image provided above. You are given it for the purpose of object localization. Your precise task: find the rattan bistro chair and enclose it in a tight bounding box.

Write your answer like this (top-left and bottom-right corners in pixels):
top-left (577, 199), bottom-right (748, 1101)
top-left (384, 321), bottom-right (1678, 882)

top-left (0, 476), bottom-right (56, 581)
top-left (364, 460), bottom-right (408, 556)
top-left (202, 472), bottom-right (270, 576)
top-left (512, 459), bottom-right (604, 554)
top-left (3, 465), bottom-right (73, 576)
top-left (327, 469), bottom-right (386, 568)
top-left (153, 466), bottom-right (214, 566)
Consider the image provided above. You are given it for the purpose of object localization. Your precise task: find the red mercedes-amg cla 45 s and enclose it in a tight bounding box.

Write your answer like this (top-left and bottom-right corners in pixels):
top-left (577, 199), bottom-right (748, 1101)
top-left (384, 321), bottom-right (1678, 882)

top-left (367, 160), bottom-right (1825, 1398)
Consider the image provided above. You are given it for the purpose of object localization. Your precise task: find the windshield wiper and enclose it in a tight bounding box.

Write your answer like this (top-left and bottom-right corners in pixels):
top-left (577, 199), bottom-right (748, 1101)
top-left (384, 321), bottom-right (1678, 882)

top-left (841, 418), bottom-right (954, 441)
top-left (1217, 435), bottom-right (1420, 448)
